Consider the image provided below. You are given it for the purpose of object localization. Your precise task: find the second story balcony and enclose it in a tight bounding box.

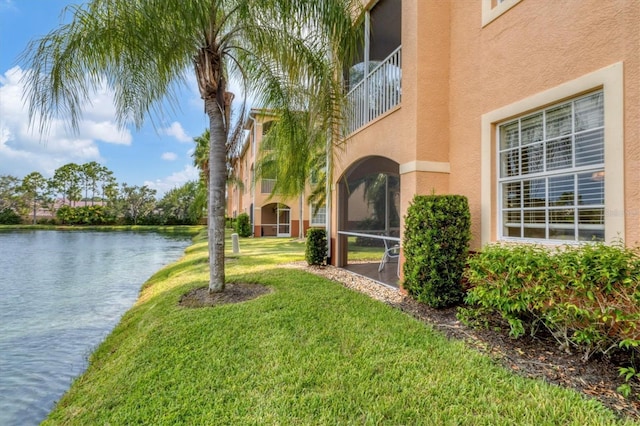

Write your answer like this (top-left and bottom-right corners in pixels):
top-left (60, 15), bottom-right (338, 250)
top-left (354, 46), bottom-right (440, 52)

top-left (344, 0), bottom-right (402, 135)
top-left (261, 178), bottom-right (277, 194)
top-left (345, 46), bottom-right (402, 135)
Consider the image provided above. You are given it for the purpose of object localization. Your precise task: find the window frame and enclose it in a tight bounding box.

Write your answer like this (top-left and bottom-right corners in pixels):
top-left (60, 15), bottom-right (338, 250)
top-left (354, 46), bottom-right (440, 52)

top-left (482, 0), bottom-right (522, 27)
top-left (480, 62), bottom-right (625, 246)
top-left (496, 91), bottom-right (605, 242)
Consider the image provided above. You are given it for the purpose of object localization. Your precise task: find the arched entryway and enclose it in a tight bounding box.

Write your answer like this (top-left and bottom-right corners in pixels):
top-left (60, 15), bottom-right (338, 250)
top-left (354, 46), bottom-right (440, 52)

top-left (261, 203), bottom-right (291, 237)
top-left (336, 156), bottom-right (400, 285)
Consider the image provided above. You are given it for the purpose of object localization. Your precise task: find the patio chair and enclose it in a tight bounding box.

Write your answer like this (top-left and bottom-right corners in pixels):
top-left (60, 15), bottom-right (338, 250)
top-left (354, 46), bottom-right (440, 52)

top-left (378, 238), bottom-right (400, 276)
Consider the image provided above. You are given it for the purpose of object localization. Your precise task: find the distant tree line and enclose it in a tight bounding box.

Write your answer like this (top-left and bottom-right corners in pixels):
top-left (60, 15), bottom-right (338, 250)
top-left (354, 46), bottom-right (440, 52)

top-left (0, 162), bottom-right (204, 225)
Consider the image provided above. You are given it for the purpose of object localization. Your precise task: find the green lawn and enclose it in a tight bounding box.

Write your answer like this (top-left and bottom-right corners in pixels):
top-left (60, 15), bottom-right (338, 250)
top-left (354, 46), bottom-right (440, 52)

top-left (43, 232), bottom-right (636, 425)
top-left (346, 236), bottom-right (386, 262)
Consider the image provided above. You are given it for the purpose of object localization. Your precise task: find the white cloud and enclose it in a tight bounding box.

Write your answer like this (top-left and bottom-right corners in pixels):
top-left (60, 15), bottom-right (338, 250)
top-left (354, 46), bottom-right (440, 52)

top-left (161, 152), bottom-right (177, 161)
top-left (79, 120), bottom-right (131, 145)
top-left (144, 164), bottom-right (199, 196)
top-left (0, 66), bottom-right (132, 178)
top-left (161, 121), bottom-right (191, 143)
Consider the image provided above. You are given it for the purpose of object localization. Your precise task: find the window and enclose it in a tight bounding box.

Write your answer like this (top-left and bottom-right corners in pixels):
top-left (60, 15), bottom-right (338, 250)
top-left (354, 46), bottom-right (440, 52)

top-left (481, 62), bottom-right (624, 246)
top-left (498, 91), bottom-right (604, 242)
top-left (310, 205), bottom-right (327, 227)
top-left (262, 120), bottom-right (275, 137)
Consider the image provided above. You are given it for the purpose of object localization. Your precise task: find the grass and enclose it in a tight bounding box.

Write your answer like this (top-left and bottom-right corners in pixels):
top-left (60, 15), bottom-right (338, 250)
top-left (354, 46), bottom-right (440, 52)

top-left (347, 236), bottom-right (386, 261)
top-left (42, 232), bottom-right (637, 425)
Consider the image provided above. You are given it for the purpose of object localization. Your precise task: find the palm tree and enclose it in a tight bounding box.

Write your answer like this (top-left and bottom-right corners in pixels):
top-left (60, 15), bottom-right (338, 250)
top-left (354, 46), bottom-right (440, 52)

top-left (20, 0), bottom-right (361, 293)
top-left (20, 171), bottom-right (49, 224)
top-left (192, 129), bottom-right (211, 186)
top-left (255, 8), bottom-right (363, 240)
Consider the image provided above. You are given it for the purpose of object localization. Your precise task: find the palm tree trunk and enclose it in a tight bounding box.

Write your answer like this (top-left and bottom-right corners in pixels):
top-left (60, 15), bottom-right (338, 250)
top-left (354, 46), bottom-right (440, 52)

top-left (206, 98), bottom-right (227, 293)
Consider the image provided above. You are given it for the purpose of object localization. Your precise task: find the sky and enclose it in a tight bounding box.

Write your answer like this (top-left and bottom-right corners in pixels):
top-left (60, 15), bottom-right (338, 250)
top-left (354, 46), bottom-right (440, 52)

top-left (0, 0), bottom-right (212, 196)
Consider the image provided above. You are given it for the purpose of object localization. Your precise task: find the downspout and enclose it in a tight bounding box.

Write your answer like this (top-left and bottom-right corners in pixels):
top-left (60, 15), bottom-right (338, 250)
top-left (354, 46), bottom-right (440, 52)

top-left (325, 136), bottom-right (332, 264)
top-left (248, 113), bottom-right (257, 235)
top-left (385, 174), bottom-right (389, 235)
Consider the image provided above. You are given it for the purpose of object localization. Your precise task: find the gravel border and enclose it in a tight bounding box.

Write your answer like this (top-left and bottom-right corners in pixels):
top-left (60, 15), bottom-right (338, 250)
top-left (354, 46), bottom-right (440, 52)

top-left (285, 261), bottom-right (404, 305)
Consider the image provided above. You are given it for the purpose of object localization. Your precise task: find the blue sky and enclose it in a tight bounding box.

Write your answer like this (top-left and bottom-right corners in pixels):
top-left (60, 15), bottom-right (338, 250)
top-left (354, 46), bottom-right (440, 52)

top-left (0, 0), bottom-right (213, 196)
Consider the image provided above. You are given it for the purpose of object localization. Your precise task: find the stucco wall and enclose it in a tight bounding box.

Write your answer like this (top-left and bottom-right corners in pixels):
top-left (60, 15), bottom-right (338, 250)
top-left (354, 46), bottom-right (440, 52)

top-left (448, 0), bottom-right (640, 247)
top-left (332, 0), bottom-right (640, 261)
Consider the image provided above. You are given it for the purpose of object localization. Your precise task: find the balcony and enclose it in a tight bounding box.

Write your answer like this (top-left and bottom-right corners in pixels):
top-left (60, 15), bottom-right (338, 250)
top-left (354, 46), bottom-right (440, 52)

top-left (261, 179), bottom-right (276, 194)
top-left (345, 46), bottom-right (402, 135)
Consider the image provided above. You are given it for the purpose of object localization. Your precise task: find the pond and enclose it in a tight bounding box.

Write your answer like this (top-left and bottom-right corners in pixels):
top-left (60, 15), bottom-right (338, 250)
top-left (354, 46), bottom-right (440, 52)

top-left (0, 230), bottom-right (192, 426)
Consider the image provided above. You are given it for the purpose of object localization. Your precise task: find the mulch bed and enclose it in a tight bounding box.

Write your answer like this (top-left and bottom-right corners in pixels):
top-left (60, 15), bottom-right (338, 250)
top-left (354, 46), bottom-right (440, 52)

top-left (178, 283), bottom-right (272, 308)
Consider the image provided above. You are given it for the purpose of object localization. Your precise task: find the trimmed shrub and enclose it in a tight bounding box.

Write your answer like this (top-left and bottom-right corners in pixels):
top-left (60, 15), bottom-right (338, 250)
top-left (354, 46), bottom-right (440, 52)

top-left (225, 216), bottom-right (235, 229)
top-left (54, 205), bottom-right (114, 225)
top-left (459, 241), bottom-right (640, 362)
top-left (235, 213), bottom-right (252, 237)
top-left (305, 228), bottom-right (327, 266)
top-left (403, 195), bottom-right (471, 308)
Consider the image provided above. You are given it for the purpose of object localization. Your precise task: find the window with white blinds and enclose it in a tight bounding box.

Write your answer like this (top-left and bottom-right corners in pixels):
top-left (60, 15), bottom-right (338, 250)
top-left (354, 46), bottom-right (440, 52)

top-left (310, 205), bottom-right (327, 226)
top-left (498, 91), bottom-right (604, 242)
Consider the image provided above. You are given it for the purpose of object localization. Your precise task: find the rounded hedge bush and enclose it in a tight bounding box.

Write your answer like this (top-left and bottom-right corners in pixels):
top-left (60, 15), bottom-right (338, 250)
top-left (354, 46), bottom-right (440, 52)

top-left (235, 213), bottom-right (252, 237)
top-left (403, 194), bottom-right (471, 308)
top-left (305, 228), bottom-right (327, 266)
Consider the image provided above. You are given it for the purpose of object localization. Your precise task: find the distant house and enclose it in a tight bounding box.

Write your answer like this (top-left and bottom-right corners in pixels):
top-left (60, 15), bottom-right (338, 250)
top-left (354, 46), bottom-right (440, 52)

top-left (329, 0), bottom-right (638, 273)
top-left (226, 109), bottom-right (325, 238)
top-left (34, 199), bottom-right (105, 220)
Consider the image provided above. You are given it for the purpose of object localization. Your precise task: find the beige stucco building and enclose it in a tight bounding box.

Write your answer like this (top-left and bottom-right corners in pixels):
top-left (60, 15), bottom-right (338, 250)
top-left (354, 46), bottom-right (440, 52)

top-left (331, 0), bottom-right (639, 272)
top-left (227, 110), bottom-right (326, 238)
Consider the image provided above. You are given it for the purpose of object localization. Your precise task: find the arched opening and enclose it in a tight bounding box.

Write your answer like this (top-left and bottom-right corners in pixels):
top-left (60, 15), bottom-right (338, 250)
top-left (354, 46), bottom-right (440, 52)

top-left (260, 203), bottom-right (291, 237)
top-left (337, 156), bottom-right (400, 286)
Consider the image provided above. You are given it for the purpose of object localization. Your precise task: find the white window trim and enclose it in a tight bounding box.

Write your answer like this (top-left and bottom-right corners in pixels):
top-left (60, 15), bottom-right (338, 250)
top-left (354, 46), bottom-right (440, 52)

top-left (482, 0), bottom-right (522, 27)
top-left (481, 62), bottom-right (624, 246)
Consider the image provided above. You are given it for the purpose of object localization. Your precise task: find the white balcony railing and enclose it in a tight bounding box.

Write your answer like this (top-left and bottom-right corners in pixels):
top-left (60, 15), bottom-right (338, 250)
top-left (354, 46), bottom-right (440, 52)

top-left (345, 46), bottom-right (402, 135)
top-left (261, 179), bottom-right (276, 194)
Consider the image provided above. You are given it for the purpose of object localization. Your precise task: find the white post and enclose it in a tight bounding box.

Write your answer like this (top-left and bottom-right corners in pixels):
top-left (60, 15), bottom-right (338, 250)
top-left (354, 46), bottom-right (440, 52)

top-left (231, 233), bottom-right (240, 254)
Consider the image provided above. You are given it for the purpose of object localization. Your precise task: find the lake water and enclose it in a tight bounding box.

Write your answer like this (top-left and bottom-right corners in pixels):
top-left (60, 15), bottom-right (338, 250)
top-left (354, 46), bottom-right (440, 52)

top-left (0, 230), bottom-right (192, 426)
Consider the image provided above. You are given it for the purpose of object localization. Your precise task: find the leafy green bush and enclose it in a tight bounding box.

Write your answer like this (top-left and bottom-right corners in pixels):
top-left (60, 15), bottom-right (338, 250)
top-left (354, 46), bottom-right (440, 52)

top-left (305, 228), bottom-right (327, 266)
top-left (55, 205), bottom-right (114, 225)
top-left (459, 241), bottom-right (640, 363)
top-left (0, 208), bottom-right (22, 224)
top-left (235, 213), bottom-right (252, 237)
top-left (403, 195), bottom-right (471, 308)
top-left (55, 205), bottom-right (74, 224)
top-left (226, 216), bottom-right (235, 229)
